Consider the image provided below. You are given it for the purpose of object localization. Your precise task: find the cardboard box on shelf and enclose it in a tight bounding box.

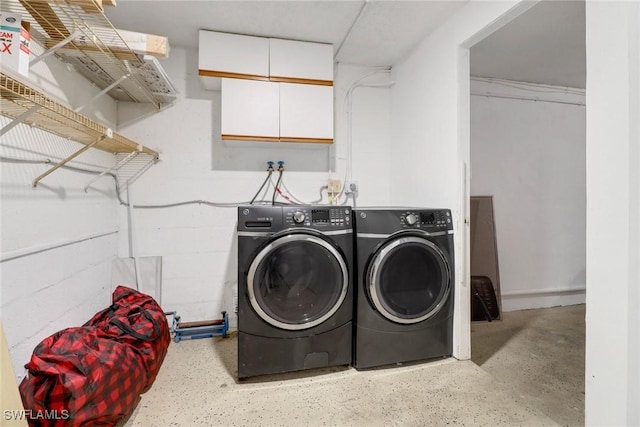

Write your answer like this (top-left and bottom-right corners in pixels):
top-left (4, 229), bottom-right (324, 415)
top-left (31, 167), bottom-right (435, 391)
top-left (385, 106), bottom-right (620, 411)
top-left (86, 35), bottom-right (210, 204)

top-left (65, 27), bottom-right (170, 59)
top-left (116, 29), bottom-right (169, 58)
top-left (0, 12), bottom-right (31, 77)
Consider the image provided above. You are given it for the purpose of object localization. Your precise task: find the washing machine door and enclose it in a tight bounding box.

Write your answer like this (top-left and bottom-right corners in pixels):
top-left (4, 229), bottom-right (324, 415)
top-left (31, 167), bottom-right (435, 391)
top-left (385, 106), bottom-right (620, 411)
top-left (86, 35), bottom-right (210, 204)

top-left (247, 233), bottom-right (348, 331)
top-left (368, 236), bottom-right (451, 324)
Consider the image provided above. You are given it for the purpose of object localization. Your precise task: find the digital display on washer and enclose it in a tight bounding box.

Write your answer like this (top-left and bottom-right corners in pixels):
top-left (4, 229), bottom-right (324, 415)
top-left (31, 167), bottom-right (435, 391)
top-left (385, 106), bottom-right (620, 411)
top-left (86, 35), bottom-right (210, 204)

top-left (420, 212), bottom-right (435, 224)
top-left (312, 209), bottom-right (330, 223)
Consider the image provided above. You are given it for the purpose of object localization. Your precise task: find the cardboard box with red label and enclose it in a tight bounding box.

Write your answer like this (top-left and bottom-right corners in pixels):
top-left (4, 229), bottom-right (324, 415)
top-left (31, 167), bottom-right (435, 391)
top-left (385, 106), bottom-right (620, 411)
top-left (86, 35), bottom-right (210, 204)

top-left (0, 11), bottom-right (31, 77)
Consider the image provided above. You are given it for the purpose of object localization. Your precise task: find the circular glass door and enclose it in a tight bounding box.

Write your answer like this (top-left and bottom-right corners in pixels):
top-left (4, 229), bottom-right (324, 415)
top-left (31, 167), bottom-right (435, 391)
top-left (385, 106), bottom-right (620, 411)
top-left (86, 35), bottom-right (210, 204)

top-left (247, 234), bottom-right (348, 330)
top-left (368, 236), bottom-right (450, 324)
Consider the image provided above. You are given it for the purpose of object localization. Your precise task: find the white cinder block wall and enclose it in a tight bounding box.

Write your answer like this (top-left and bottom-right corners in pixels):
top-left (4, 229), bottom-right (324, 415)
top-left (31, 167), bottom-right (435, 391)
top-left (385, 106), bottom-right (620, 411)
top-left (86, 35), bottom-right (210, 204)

top-left (470, 79), bottom-right (586, 311)
top-left (0, 52), bottom-right (120, 379)
top-left (116, 47), bottom-right (391, 325)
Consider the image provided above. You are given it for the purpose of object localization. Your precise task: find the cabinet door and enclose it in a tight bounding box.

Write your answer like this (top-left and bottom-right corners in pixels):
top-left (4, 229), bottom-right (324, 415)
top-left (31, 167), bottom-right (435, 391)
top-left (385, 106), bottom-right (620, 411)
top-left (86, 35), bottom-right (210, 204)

top-left (221, 78), bottom-right (279, 141)
top-left (199, 30), bottom-right (269, 86)
top-left (269, 39), bottom-right (333, 84)
top-left (279, 83), bottom-right (333, 143)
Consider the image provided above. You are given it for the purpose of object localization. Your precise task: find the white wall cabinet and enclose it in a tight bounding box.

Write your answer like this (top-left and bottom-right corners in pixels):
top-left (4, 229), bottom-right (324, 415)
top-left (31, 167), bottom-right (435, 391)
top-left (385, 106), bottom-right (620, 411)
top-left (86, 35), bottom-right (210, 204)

top-left (199, 31), bottom-right (270, 90)
top-left (199, 30), bottom-right (332, 85)
top-left (221, 79), bottom-right (333, 143)
top-left (201, 30), bottom-right (334, 143)
top-left (269, 38), bottom-right (333, 84)
top-left (280, 83), bottom-right (333, 142)
top-left (221, 78), bottom-right (279, 141)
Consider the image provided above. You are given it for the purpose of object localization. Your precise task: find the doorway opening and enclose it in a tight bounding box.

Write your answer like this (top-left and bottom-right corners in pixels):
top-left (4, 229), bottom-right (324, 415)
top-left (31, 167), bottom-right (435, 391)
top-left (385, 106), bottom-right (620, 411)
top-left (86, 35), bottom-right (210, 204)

top-left (465, 1), bottom-right (586, 425)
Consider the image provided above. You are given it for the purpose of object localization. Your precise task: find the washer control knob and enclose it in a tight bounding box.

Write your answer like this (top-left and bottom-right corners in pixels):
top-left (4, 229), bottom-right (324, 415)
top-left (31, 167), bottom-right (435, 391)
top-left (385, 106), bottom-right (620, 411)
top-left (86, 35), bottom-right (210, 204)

top-left (293, 211), bottom-right (305, 224)
top-left (405, 213), bottom-right (418, 226)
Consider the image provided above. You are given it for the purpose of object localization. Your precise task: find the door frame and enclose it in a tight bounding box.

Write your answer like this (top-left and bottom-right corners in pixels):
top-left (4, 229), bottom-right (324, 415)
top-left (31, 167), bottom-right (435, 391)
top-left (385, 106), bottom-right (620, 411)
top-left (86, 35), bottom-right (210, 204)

top-left (454, 1), bottom-right (539, 360)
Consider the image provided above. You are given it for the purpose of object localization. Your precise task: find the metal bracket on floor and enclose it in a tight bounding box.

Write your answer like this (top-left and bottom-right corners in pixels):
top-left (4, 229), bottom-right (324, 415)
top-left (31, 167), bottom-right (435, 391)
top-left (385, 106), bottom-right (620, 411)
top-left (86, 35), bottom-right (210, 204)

top-left (32, 133), bottom-right (109, 188)
top-left (165, 311), bottom-right (229, 343)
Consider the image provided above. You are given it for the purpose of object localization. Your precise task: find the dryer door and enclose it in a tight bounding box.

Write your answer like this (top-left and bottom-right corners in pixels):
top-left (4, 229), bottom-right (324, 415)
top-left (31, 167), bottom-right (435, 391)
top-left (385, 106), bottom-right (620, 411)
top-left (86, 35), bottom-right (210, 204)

top-left (368, 236), bottom-right (451, 324)
top-left (248, 233), bottom-right (348, 330)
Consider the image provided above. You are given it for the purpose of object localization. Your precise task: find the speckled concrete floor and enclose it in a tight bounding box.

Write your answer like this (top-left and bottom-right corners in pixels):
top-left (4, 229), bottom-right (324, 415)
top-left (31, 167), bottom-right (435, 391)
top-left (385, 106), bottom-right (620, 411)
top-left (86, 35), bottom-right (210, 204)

top-left (122, 306), bottom-right (584, 427)
top-left (471, 304), bottom-right (585, 427)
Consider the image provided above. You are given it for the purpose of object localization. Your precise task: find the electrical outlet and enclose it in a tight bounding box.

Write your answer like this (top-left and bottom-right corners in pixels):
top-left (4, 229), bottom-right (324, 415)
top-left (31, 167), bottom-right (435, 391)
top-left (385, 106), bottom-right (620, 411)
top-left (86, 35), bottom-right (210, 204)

top-left (328, 179), bottom-right (341, 194)
top-left (345, 180), bottom-right (358, 195)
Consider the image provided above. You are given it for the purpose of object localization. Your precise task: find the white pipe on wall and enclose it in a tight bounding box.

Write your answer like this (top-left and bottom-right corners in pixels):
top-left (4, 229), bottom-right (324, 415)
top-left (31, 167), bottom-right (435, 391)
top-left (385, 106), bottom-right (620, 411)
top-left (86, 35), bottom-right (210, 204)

top-left (470, 91), bottom-right (585, 107)
top-left (126, 185), bottom-right (143, 291)
top-left (501, 287), bottom-right (586, 297)
top-left (0, 230), bottom-right (118, 263)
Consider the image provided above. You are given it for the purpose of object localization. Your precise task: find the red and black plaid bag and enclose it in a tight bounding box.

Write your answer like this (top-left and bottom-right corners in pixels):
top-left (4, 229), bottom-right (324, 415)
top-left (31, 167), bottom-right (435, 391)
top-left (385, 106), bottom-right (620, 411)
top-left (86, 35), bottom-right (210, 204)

top-left (19, 326), bottom-right (147, 426)
top-left (84, 286), bottom-right (170, 392)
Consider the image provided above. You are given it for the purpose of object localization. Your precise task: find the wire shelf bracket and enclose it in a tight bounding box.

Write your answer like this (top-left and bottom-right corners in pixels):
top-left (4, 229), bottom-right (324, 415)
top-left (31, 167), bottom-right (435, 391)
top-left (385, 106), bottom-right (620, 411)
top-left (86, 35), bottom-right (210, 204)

top-left (32, 132), bottom-right (108, 187)
top-left (29, 28), bottom-right (82, 67)
top-left (84, 149), bottom-right (138, 192)
top-left (0, 105), bottom-right (40, 137)
top-left (118, 155), bottom-right (156, 196)
top-left (74, 73), bottom-right (128, 113)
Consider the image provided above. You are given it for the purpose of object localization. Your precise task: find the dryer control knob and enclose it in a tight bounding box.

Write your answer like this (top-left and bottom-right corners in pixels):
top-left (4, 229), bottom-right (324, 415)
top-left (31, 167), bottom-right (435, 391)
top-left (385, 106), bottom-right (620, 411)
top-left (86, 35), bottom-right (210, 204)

top-left (405, 213), bottom-right (418, 225)
top-left (293, 211), bottom-right (305, 224)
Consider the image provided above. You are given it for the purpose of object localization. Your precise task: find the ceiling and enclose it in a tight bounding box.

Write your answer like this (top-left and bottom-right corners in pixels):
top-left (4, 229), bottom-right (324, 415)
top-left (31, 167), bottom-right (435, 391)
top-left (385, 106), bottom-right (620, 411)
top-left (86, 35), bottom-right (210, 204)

top-left (105, 0), bottom-right (585, 89)
top-left (471, 0), bottom-right (585, 89)
top-left (104, 0), bottom-right (467, 67)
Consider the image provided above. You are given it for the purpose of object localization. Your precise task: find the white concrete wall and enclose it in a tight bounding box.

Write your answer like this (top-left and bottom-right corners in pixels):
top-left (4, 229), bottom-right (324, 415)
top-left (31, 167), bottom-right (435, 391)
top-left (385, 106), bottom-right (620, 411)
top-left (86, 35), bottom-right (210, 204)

top-left (116, 47), bottom-right (391, 324)
top-left (0, 47), bottom-right (119, 379)
top-left (470, 79), bottom-right (586, 311)
top-left (585, 2), bottom-right (640, 425)
top-left (389, 0), bottom-right (534, 359)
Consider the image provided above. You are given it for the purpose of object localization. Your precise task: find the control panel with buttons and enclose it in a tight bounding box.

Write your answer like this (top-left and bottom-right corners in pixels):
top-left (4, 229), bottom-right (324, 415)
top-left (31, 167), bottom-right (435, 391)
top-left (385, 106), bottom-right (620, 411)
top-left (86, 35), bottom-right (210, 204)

top-left (283, 207), bottom-right (351, 229)
top-left (400, 209), bottom-right (452, 230)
